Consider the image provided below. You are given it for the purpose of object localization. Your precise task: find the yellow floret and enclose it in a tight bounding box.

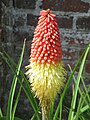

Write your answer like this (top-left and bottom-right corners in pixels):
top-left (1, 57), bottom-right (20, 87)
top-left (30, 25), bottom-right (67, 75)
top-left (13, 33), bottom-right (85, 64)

top-left (26, 61), bottom-right (66, 109)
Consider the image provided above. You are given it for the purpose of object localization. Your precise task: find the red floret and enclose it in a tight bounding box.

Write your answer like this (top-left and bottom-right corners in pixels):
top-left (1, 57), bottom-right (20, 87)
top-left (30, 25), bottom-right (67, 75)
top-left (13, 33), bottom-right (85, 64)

top-left (30, 9), bottom-right (62, 64)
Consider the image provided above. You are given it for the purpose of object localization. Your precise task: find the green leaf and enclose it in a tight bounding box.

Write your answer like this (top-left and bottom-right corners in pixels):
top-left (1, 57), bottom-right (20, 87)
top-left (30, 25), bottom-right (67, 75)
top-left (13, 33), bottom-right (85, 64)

top-left (68, 65), bottom-right (90, 120)
top-left (0, 108), bottom-right (3, 117)
top-left (0, 116), bottom-right (22, 120)
top-left (80, 105), bottom-right (90, 113)
top-left (49, 101), bottom-right (54, 120)
top-left (74, 95), bottom-right (83, 120)
top-left (81, 77), bottom-right (90, 102)
top-left (6, 39), bottom-right (26, 120)
top-left (53, 44), bottom-right (87, 120)
top-left (68, 65), bottom-right (89, 105)
top-left (68, 44), bottom-right (90, 120)
top-left (0, 41), bottom-right (41, 120)
top-left (31, 114), bottom-right (36, 120)
top-left (12, 85), bottom-right (22, 120)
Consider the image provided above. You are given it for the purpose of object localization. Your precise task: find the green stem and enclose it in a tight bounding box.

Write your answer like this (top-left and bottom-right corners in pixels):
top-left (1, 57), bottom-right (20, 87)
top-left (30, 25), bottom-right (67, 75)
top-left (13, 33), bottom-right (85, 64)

top-left (42, 107), bottom-right (45, 120)
top-left (42, 107), bottom-right (49, 120)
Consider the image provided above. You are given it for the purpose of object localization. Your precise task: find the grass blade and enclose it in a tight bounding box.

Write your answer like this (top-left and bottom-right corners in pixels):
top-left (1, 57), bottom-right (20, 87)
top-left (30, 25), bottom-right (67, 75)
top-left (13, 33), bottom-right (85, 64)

top-left (1, 55), bottom-right (40, 120)
top-left (59, 98), bottom-right (62, 120)
top-left (68, 44), bottom-right (90, 120)
top-left (53, 45), bottom-right (86, 120)
top-left (4, 46), bottom-right (39, 113)
top-left (49, 101), bottom-right (54, 120)
top-left (80, 105), bottom-right (90, 113)
top-left (12, 85), bottom-right (22, 120)
top-left (6, 39), bottom-right (26, 120)
top-left (68, 65), bottom-right (89, 105)
top-left (0, 116), bottom-right (22, 120)
top-left (0, 108), bottom-right (3, 117)
top-left (81, 77), bottom-right (90, 102)
top-left (74, 95), bottom-right (83, 120)
top-left (30, 114), bottom-right (36, 120)
top-left (68, 64), bottom-right (90, 120)
top-left (0, 44), bottom-right (41, 120)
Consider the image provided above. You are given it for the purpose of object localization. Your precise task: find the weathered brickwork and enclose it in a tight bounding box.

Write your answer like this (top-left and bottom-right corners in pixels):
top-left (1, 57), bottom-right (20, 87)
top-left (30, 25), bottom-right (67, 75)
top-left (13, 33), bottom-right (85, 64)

top-left (27, 14), bottom-right (38, 26)
top-left (57, 17), bottom-right (73, 29)
top-left (85, 62), bottom-right (90, 74)
top-left (42, 0), bottom-right (90, 12)
top-left (76, 16), bottom-right (90, 30)
top-left (0, 0), bottom-right (90, 119)
top-left (15, 0), bottom-right (36, 9)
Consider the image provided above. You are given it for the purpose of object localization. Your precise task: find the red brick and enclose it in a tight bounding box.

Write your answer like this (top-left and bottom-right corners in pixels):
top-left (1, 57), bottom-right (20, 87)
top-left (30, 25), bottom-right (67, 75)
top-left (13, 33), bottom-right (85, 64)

top-left (14, 15), bottom-right (26, 27)
top-left (42, 0), bottom-right (89, 12)
top-left (63, 37), bottom-right (90, 47)
top-left (77, 39), bottom-right (90, 46)
top-left (87, 52), bottom-right (90, 61)
top-left (80, 49), bottom-right (90, 61)
top-left (83, 76), bottom-right (90, 84)
top-left (15, 0), bottom-right (36, 9)
top-left (62, 37), bottom-right (79, 46)
top-left (76, 17), bottom-right (90, 30)
top-left (27, 14), bottom-right (38, 26)
top-left (57, 17), bottom-right (73, 29)
top-left (13, 30), bottom-right (33, 44)
top-left (85, 62), bottom-right (90, 74)
top-left (62, 47), bottom-right (78, 60)
top-left (0, 28), bottom-right (10, 43)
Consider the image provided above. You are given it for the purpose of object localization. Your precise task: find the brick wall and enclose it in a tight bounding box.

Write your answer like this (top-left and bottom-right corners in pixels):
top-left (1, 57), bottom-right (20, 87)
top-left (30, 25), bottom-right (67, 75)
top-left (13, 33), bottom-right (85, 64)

top-left (0, 0), bottom-right (90, 119)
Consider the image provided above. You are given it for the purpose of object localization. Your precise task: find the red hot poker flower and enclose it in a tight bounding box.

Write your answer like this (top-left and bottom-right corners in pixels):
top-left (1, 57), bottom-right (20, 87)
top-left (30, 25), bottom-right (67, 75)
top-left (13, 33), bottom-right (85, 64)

top-left (31, 9), bottom-right (62, 64)
top-left (26, 9), bottom-right (66, 117)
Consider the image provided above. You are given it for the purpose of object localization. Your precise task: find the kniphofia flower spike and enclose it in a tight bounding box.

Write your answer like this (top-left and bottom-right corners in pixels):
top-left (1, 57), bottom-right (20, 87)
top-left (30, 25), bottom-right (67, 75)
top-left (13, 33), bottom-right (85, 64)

top-left (26, 9), bottom-right (66, 119)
